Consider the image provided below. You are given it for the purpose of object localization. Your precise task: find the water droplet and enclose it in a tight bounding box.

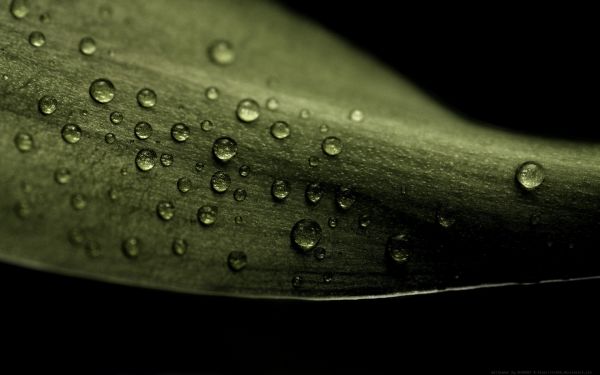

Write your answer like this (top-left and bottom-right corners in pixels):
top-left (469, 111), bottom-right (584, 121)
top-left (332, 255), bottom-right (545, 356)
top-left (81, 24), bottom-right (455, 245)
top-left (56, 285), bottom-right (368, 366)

top-left (120, 166), bottom-right (128, 176)
top-left (236, 99), bottom-right (260, 123)
top-left (28, 31), bottom-right (45, 47)
top-left (323, 273), bottom-right (333, 283)
top-left (328, 217), bottom-right (338, 228)
top-left (79, 36), bottom-right (97, 55)
top-left (71, 193), bottom-right (87, 210)
top-left (122, 237), bottom-right (140, 259)
top-left (38, 95), bottom-right (57, 115)
top-left (336, 187), bottom-right (356, 210)
top-left (320, 124), bottom-right (329, 133)
top-left (271, 179), bottom-right (290, 201)
top-left (195, 162), bottom-right (205, 173)
top-left (305, 183), bottom-right (323, 205)
top-left (160, 153), bottom-right (173, 167)
top-left (212, 137), bottom-right (238, 162)
top-left (266, 98), bottom-right (279, 111)
top-left (14, 132), bottom-right (33, 152)
top-left (85, 240), bottom-right (101, 258)
top-left (270, 121), bottom-right (290, 139)
top-left (110, 111), bottom-right (123, 124)
top-left (435, 207), bottom-right (455, 228)
top-left (177, 177), bottom-right (192, 193)
top-left (358, 214), bottom-right (371, 228)
top-left (516, 161), bottom-right (544, 190)
top-left (108, 188), bottom-right (119, 201)
top-left (171, 123), bottom-right (190, 142)
top-left (10, 0), bottom-right (29, 19)
top-left (386, 233), bottom-right (411, 265)
top-left (14, 200), bottom-right (31, 219)
top-left (308, 156), bottom-right (320, 168)
top-left (89, 78), bottom-right (115, 103)
top-left (208, 40), bottom-right (235, 65)
top-left (205, 86), bottom-right (219, 100)
top-left (135, 149), bottom-right (157, 171)
top-left (105, 133), bottom-right (116, 144)
top-left (39, 12), bottom-right (50, 23)
top-left (234, 216), bottom-right (243, 224)
top-left (61, 124), bottom-right (82, 144)
top-left (211, 171), bottom-right (231, 193)
top-left (299, 109), bottom-right (311, 119)
top-left (233, 188), bottom-right (247, 202)
top-left (54, 168), bottom-right (71, 184)
top-left (198, 205), bottom-right (218, 226)
top-left (156, 201), bottom-right (175, 221)
top-left (314, 247), bottom-right (326, 261)
top-left (291, 219), bottom-right (322, 252)
top-left (292, 275), bottom-right (303, 288)
top-left (134, 121), bottom-right (152, 140)
top-left (2, 74), bottom-right (8, 80)
top-left (228, 251), bottom-right (247, 272)
top-left (201, 119), bottom-right (214, 132)
top-left (172, 238), bottom-right (188, 256)
top-left (322, 136), bottom-right (342, 156)
top-left (137, 88), bottom-right (157, 108)
top-left (349, 109), bottom-right (364, 122)
top-left (239, 165), bottom-right (250, 177)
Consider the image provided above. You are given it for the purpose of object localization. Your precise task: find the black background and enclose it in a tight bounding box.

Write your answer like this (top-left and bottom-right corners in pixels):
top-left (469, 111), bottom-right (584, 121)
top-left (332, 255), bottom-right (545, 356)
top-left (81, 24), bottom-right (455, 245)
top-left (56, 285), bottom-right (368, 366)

top-left (2, 1), bottom-right (599, 373)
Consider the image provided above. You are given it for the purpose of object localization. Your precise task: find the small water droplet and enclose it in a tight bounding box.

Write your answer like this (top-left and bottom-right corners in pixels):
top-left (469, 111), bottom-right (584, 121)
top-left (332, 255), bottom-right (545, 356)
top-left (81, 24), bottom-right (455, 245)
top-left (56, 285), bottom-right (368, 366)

top-left (212, 136), bottom-right (237, 162)
top-left (313, 247), bottom-right (326, 261)
top-left (358, 214), bottom-right (370, 228)
top-left (172, 238), bottom-right (188, 256)
top-left (109, 111), bottom-right (123, 124)
top-left (38, 95), bottom-right (57, 115)
top-left (305, 183), bottom-right (323, 205)
top-left (236, 99), bottom-right (260, 123)
top-left (61, 124), bottom-right (82, 144)
top-left (54, 168), bottom-right (71, 184)
top-left (137, 88), bottom-right (157, 108)
top-left (134, 121), bottom-right (152, 140)
top-left (292, 275), bottom-right (303, 288)
top-left (156, 201), bottom-right (175, 221)
top-left (227, 251), bottom-right (247, 272)
top-left (171, 123), bottom-right (190, 142)
top-left (349, 109), bottom-right (364, 122)
top-left (10, 0), bottom-right (29, 19)
top-left (205, 87), bottom-right (220, 102)
top-left (104, 132), bottom-right (116, 144)
top-left (85, 240), bottom-right (101, 258)
top-left (322, 136), bottom-right (342, 156)
top-left (14, 200), bottom-right (31, 219)
top-left (198, 205), bottom-right (218, 226)
top-left (195, 162), bottom-right (205, 173)
top-left (270, 121), bottom-right (290, 139)
top-left (239, 165), bottom-right (250, 177)
top-left (120, 166), bottom-right (128, 176)
top-left (108, 188), bottom-right (119, 201)
top-left (323, 272), bottom-right (333, 283)
top-left (386, 233), bottom-right (410, 265)
top-left (234, 215), bottom-right (243, 224)
top-left (211, 171), bottom-right (231, 193)
top-left (14, 132), bottom-right (33, 152)
top-left (328, 217), bottom-right (338, 228)
top-left (28, 31), bottom-right (45, 47)
top-left (79, 36), bottom-right (97, 55)
top-left (233, 188), bottom-right (247, 202)
top-left (516, 161), bottom-right (544, 190)
top-left (89, 78), bottom-right (115, 103)
top-left (335, 187), bottom-right (356, 210)
top-left (122, 237), bottom-right (140, 258)
top-left (160, 153), bottom-right (173, 167)
top-left (39, 12), bottom-right (50, 23)
top-left (436, 207), bottom-right (455, 228)
top-left (291, 219), bottom-right (322, 252)
top-left (201, 119), bottom-right (214, 132)
top-left (319, 124), bottom-right (329, 133)
top-left (135, 149), bottom-right (157, 171)
top-left (177, 177), bottom-right (192, 193)
top-left (208, 40), bottom-right (235, 65)
top-left (266, 98), bottom-right (279, 111)
top-left (308, 156), bottom-right (320, 168)
top-left (299, 109), bottom-right (311, 119)
top-left (71, 193), bottom-right (87, 210)
top-left (271, 179), bottom-right (290, 201)
top-left (2, 74), bottom-right (8, 80)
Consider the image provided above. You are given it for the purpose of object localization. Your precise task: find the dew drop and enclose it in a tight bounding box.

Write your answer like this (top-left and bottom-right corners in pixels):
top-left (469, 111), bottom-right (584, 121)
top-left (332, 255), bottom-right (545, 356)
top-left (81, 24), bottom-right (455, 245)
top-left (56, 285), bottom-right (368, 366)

top-left (89, 78), bottom-right (115, 104)
top-left (205, 86), bottom-right (219, 100)
top-left (358, 214), bottom-right (371, 228)
top-left (61, 124), bottom-right (82, 144)
top-left (172, 238), bottom-right (188, 256)
top-left (436, 207), bottom-right (455, 228)
top-left (135, 149), bottom-right (157, 171)
top-left (386, 233), bottom-right (411, 265)
top-left (110, 111), bottom-right (123, 124)
top-left (308, 156), bottom-right (320, 168)
top-left (299, 109), bottom-right (311, 119)
top-left (70, 193), bottom-right (87, 210)
top-left (171, 123), bottom-right (190, 142)
top-left (211, 171), bottom-right (231, 193)
top-left (156, 201), bottom-right (175, 221)
top-left (270, 121), bottom-right (290, 140)
top-left (134, 121), bottom-right (152, 140)
top-left (314, 247), bottom-right (326, 261)
top-left (239, 165), bottom-right (250, 177)
top-left (122, 237), bottom-right (140, 259)
top-left (195, 162), bottom-right (205, 173)
top-left (305, 182), bottom-right (323, 205)
top-left (177, 177), bottom-right (192, 193)
top-left (85, 241), bottom-right (101, 258)
top-left (336, 187), bottom-right (356, 210)
top-left (236, 99), bottom-right (260, 123)
top-left (201, 119), bottom-right (214, 132)
top-left (234, 216), bottom-right (243, 224)
top-left (198, 205), bottom-right (218, 226)
top-left (108, 188), bottom-right (119, 201)
top-left (516, 161), bottom-right (544, 190)
top-left (233, 188), bottom-right (247, 202)
top-left (29, 31), bottom-right (45, 47)
top-left (291, 219), bottom-right (322, 252)
top-left (137, 88), bottom-right (157, 108)
top-left (39, 12), bottom-right (50, 23)
top-left (322, 136), bottom-right (342, 156)
top-left (14, 132), bottom-right (33, 152)
top-left (292, 275), bottom-right (304, 288)
top-left (228, 251), bottom-right (247, 272)
top-left (349, 109), bottom-right (364, 122)
top-left (79, 37), bottom-right (97, 56)
top-left (212, 137), bottom-right (238, 162)
top-left (266, 98), bottom-right (279, 111)
top-left (160, 153), bottom-right (173, 167)
top-left (104, 133), bottom-right (116, 144)
top-left (323, 273), bottom-right (333, 283)
top-left (54, 168), bottom-right (71, 184)
top-left (10, 0), bottom-right (29, 19)
top-left (38, 95), bottom-right (57, 115)
top-left (320, 124), bottom-right (329, 133)
top-left (14, 201), bottom-right (31, 219)
top-left (271, 179), bottom-right (290, 201)
top-left (208, 40), bottom-right (235, 65)
top-left (328, 217), bottom-right (338, 228)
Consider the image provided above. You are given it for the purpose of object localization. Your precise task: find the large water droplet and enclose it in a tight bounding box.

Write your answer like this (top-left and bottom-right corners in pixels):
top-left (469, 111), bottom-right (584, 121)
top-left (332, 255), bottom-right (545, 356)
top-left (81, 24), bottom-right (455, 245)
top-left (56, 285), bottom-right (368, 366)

top-left (10, 0), bottom-right (29, 19)
top-left (172, 238), bottom-right (188, 256)
top-left (305, 182), bottom-right (323, 205)
top-left (110, 111), bottom-right (123, 124)
top-left (266, 98), bottom-right (279, 111)
top-left (160, 153), bottom-right (173, 167)
top-left (233, 188), bottom-right (247, 202)
top-left (157, 201), bottom-right (175, 221)
top-left (270, 121), bottom-right (290, 139)
top-left (239, 165), bottom-right (250, 177)
top-left (228, 251), bottom-right (247, 272)
top-left (38, 95), bottom-right (57, 115)
top-left (349, 109), bottom-right (364, 122)
top-left (71, 193), bottom-right (87, 210)
top-left (211, 171), bottom-right (231, 193)
top-left (322, 136), bottom-right (342, 156)
top-left (236, 99), bottom-right (260, 123)
top-left (198, 205), bottom-right (218, 226)
top-left (61, 124), bottom-right (82, 144)
top-left (291, 219), bottom-right (322, 252)
top-left (134, 121), bottom-right (152, 140)
top-left (89, 78), bottom-right (115, 103)
top-left (14, 132), bottom-right (33, 152)
top-left (54, 168), bottom-right (71, 184)
top-left (79, 37), bottom-right (97, 56)
top-left (208, 40), bottom-right (235, 65)
top-left (137, 88), bottom-right (157, 108)
top-left (177, 177), bottom-right (192, 193)
top-left (336, 187), bottom-right (356, 210)
top-left (201, 119), bottom-right (214, 132)
top-left (386, 233), bottom-right (411, 265)
top-left (29, 31), bottom-right (46, 47)
top-left (122, 237), bottom-right (140, 258)
top-left (205, 86), bottom-right (219, 100)
top-left (171, 123), bottom-right (190, 142)
top-left (135, 149), bottom-right (157, 171)
top-left (271, 179), bottom-right (290, 201)
top-left (212, 137), bottom-right (237, 162)
top-left (516, 161), bottom-right (544, 190)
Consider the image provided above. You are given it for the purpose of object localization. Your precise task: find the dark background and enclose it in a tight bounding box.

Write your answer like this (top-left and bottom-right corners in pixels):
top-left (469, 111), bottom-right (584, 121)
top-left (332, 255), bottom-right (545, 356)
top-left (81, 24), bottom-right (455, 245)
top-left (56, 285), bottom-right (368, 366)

top-left (3, 2), bottom-right (598, 373)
